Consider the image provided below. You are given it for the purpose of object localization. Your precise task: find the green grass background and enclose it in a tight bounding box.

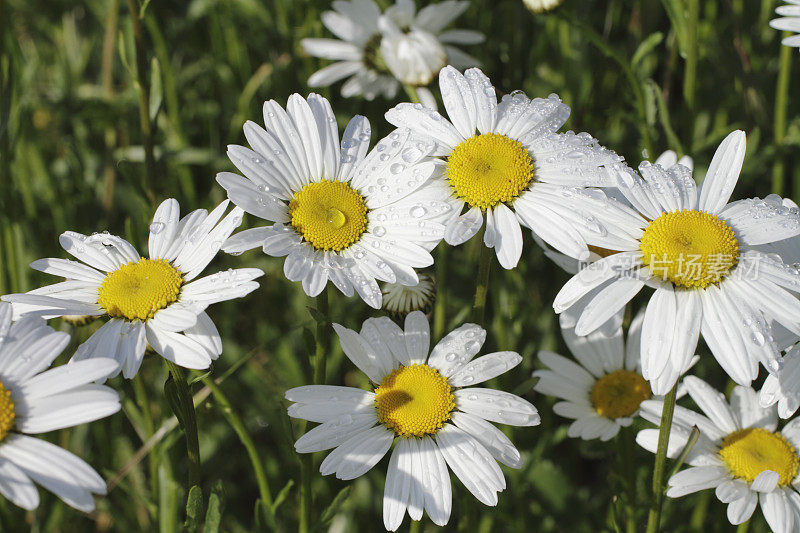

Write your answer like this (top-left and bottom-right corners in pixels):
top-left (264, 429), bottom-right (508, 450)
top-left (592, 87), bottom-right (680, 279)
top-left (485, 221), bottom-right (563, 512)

top-left (1, 0), bottom-right (800, 531)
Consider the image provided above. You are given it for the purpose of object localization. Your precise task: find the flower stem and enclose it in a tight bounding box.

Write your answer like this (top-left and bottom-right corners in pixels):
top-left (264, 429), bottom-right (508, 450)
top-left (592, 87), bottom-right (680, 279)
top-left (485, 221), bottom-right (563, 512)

top-left (645, 382), bottom-right (679, 533)
top-left (201, 376), bottom-right (273, 509)
top-left (471, 238), bottom-right (493, 325)
top-left (164, 360), bottom-right (201, 490)
top-left (773, 34), bottom-right (793, 196)
top-left (300, 288), bottom-right (330, 532)
top-left (736, 519), bottom-right (751, 533)
top-left (403, 84), bottom-right (421, 104)
top-left (126, 0), bottom-right (155, 202)
top-left (433, 246), bottom-right (447, 340)
top-left (682, 0), bottom-right (699, 147)
top-left (619, 425), bottom-right (638, 533)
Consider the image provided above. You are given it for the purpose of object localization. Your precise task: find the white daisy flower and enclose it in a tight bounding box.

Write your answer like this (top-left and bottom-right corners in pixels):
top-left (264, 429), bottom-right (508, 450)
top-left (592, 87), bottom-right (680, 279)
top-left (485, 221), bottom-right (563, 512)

top-left (381, 272), bottom-right (435, 315)
top-left (286, 311), bottom-right (539, 531)
top-left (301, 0), bottom-right (483, 105)
top-left (770, 1), bottom-right (800, 48)
top-left (385, 65), bottom-right (637, 270)
top-left (534, 313), bottom-right (653, 441)
top-left (638, 376), bottom-right (800, 531)
top-left (522, 0), bottom-right (564, 13)
top-left (0, 302), bottom-right (120, 512)
top-left (219, 93), bottom-right (456, 309)
top-left (2, 199), bottom-right (262, 378)
top-left (553, 130), bottom-right (800, 394)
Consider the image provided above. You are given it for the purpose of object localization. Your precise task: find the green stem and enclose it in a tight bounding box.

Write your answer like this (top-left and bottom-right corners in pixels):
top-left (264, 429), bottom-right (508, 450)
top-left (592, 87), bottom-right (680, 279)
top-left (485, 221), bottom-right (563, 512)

top-left (126, 0), bottom-right (155, 202)
top-left (164, 360), bottom-right (201, 490)
top-left (300, 289), bottom-right (331, 532)
top-left (682, 0), bottom-right (698, 148)
top-left (132, 374), bottom-right (159, 499)
top-left (471, 236), bottom-right (493, 325)
top-left (774, 34), bottom-right (793, 196)
top-left (433, 247), bottom-right (447, 340)
top-left (645, 382), bottom-right (679, 533)
top-left (619, 426), bottom-right (637, 533)
top-left (201, 376), bottom-right (273, 507)
top-left (736, 519), bottom-right (750, 533)
top-left (403, 84), bottom-right (421, 104)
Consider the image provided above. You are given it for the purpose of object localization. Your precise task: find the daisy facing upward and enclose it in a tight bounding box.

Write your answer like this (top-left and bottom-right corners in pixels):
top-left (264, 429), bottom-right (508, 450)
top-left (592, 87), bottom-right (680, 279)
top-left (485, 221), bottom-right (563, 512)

top-left (2, 199), bottom-right (263, 377)
top-left (285, 311), bottom-right (539, 531)
top-left (385, 65), bottom-right (641, 270)
top-left (219, 93), bottom-right (457, 309)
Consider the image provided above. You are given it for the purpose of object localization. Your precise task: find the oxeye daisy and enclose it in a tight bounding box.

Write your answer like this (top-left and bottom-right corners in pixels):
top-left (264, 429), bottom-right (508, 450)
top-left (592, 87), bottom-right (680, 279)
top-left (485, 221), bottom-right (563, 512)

top-left (535, 313), bottom-right (666, 441)
top-left (381, 272), bottom-right (436, 315)
top-left (385, 65), bottom-right (638, 269)
top-left (638, 377), bottom-right (800, 531)
top-left (770, 1), bottom-right (800, 48)
top-left (2, 199), bottom-right (262, 378)
top-left (0, 303), bottom-right (121, 511)
top-left (301, 0), bottom-right (483, 107)
top-left (553, 130), bottom-right (800, 394)
top-left (219, 93), bottom-right (456, 309)
top-left (286, 311), bottom-right (539, 531)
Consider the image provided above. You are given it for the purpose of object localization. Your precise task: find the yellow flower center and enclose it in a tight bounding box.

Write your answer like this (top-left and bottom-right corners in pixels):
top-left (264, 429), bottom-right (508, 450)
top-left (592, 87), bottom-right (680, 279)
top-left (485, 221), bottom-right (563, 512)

top-left (590, 370), bottom-right (651, 419)
top-left (719, 428), bottom-right (799, 486)
top-left (0, 380), bottom-right (15, 442)
top-left (640, 210), bottom-right (739, 289)
top-left (374, 364), bottom-right (455, 437)
top-left (446, 133), bottom-right (534, 210)
top-left (289, 180), bottom-right (368, 251)
top-left (97, 258), bottom-right (183, 321)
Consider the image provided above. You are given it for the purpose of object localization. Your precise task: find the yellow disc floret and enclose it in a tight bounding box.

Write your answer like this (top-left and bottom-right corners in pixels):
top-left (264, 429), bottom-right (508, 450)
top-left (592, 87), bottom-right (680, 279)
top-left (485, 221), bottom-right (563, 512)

top-left (374, 364), bottom-right (455, 437)
top-left (590, 370), bottom-right (651, 419)
top-left (640, 209), bottom-right (739, 289)
top-left (289, 180), bottom-right (368, 251)
top-left (719, 428), bottom-right (799, 486)
top-left (446, 133), bottom-right (535, 210)
top-left (97, 258), bottom-right (183, 321)
top-left (0, 380), bottom-right (15, 442)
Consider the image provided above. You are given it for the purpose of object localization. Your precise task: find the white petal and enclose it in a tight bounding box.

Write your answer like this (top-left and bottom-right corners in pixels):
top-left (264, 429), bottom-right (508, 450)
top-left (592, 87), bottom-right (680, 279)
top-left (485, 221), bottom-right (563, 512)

top-left (403, 311), bottom-right (430, 366)
top-left (427, 323), bottom-right (486, 376)
top-left (145, 325), bottom-right (212, 370)
top-left (383, 438), bottom-right (414, 531)
top-left (451, 412), bottom-right (522, 468)
top-left (319, 425), bottom-right (394, 480)
top-left (698, 130), bottom-right (746, 214)
top-left (448, 351), bottom-right (522, 387)
top-left (454, 388), bottom-right (540, 426)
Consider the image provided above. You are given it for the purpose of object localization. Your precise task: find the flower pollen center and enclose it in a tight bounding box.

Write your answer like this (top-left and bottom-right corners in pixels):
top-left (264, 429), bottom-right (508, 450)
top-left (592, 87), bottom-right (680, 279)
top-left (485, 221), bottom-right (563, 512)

top-left (0, 380), bottom-right (15, 442)
top-left (590, 370), bottom-right (651, 419)
top-left (289, 180), bottom-right (368, 251)
top-left (374, 364), bottom-right (454, 437)
top-left (719, 428), bottom-right (799, 486)
top-left (446, 133), bottom-right (534, 210)
top-left (640, 209), bottom-right (739, 289)
top-left (97, 258), bottom-right (183, 321)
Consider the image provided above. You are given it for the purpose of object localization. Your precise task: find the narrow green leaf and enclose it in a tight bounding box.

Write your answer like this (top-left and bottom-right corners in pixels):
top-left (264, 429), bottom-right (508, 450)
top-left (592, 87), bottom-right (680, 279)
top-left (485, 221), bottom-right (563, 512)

top-left (184, 485), bottom-right (203, 532)
top-left (318, 486), bottom-right (352, 528)
top-left (204, 481), bottom-right (225, 533)
top-left (149, 56), bottom-right (163, 122)
top-left (632, 32), bottom-right (664, 69)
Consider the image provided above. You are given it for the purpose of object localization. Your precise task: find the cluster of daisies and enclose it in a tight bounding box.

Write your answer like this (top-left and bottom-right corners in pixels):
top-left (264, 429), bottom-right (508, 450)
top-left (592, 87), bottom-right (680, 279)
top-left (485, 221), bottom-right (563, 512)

top-left (1, 0), bottom-right (800, 530)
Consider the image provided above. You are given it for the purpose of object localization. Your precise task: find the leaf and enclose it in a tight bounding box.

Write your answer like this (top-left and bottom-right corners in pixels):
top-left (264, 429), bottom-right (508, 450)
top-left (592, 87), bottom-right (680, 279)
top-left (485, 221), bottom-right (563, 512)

top-left (306, 306), bottom-right (326, 325)
top-left (632, 32), bottom-right (664, 69)
top-left (184, 485), bottom-right (203, 532)
top-left (204, 480), bottom-right (225, 533)
top-left (149, 56), bottom-right (163, 122)
top-left (318, 486), bottom-right (352, 529)
top-left (163, 375), bottom-right (185, 429)
top-left (660, 0), bottom-right (689, 57)
top-left (272, 479), bottom-right (294, 511)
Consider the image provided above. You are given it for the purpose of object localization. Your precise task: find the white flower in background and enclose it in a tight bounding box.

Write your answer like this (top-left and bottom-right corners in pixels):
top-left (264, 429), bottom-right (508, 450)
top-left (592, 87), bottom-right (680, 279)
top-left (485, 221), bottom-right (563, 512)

top-left (385, 65), bottom-right (637, 270)
top-left (522, 0), bottom-right (564, 13)
top-left (770, 1), bottom-right (800, 48)
top-left (286, 311), bottom-right (539, 531)
top-left (2, 199), bottom-right (262, 378)
top-left (382, 272), bottom-right (436, 315)
top-left (0, 303), bottom-right (120, 511)
top-left (638, 377), bottom-right (800, 530)
top-left (301, 0), bottom-right (483, 106)
top-left (535, 313), bottom-right (658, 441)
top-left (219, 93), bottom-right (456, 309)
top-left (553, 130), bottom-right (800, 395)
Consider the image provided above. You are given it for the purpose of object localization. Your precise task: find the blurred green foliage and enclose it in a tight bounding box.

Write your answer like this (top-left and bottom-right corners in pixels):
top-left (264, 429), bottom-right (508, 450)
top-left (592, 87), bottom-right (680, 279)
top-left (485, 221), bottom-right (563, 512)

top-left (1, 0), bottom-right (799, 531)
